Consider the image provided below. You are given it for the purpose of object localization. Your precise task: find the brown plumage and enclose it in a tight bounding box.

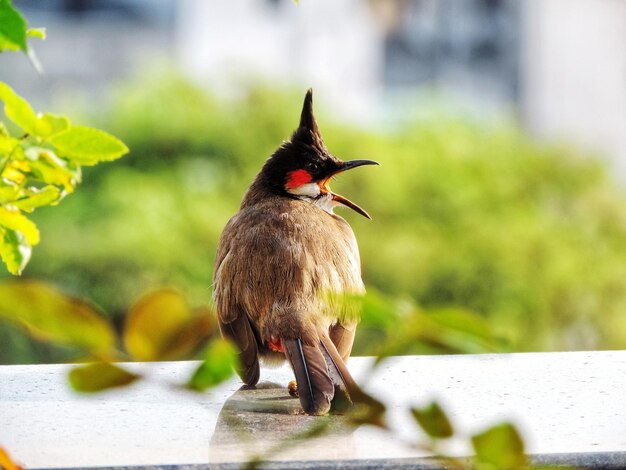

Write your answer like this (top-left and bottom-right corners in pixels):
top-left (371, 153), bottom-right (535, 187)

top-left (213, 89), bottom-right (377, 415)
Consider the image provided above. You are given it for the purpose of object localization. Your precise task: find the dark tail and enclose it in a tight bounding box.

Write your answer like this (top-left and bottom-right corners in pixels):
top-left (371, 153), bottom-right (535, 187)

top-left (320, 335), bottom-right (387, 427)
top-left (319, 335), bottom-right (359, 406)
top-left (283, 338), bottom-right (334, 415)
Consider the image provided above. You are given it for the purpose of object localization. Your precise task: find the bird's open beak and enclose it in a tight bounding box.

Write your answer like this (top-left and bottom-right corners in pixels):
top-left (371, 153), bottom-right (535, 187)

top-left (323, 159), bottom-right (379, 220)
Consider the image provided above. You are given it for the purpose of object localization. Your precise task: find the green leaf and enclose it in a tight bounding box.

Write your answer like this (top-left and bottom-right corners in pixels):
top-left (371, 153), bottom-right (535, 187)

top-left (472, 422), bottom-right (527, 470)
top-left (0, 280), bottom-right (116, 352)
top-left (123, 289), bottom-right (213, 361)
top-left (49, 125), bottom-right (129, 165)
top-left (69, 363), bottom-right (139, 393)
top-left (187, 338), bottom-right (237, 391)
top-left (13, 185), bottom-right (62, 212)
top-left (0, 82), bottom-right (40, 134)
top-left (0, 226), bottom-right (30, 275)
top-left (410, 401), bottom-right (454, 439)
top-left (0, 0), bottom-right (27, 52)
top-left (27, 27), bottom-right (46, 40)
top-left (0, 205), bottom-right (39, 244)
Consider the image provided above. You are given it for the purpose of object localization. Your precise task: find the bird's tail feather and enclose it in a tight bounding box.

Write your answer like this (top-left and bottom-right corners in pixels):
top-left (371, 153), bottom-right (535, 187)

top-left (319, 335), bottom-right (360, 407)
top-left (320, 334), bottom-right (387, 426)
top-left (283, 338), bottom-right (335, 415)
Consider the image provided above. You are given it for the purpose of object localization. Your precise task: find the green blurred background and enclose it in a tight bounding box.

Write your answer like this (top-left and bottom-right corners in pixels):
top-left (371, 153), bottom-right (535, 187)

top-left (3, 73), bottom-right (626, 362)
top-left (2, 1), bottom-right (626, 363)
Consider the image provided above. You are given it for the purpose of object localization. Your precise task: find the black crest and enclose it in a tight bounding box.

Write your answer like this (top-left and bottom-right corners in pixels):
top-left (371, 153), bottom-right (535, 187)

top-left (300, 89), bottom-right (320, 136)
top-left (294, 89), bottom-right (326, 151)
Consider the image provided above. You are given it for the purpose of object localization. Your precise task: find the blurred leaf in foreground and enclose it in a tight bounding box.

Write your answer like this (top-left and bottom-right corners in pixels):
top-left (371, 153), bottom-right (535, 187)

top-left (123, 289), bottom-right (214, 361)
top-left (187, 338), bottom-right (237, 391)
top-left (0, 280), bottom-right (115, 353)
top-left (0, 446), bottom-right (24, 470)
top-left (472, 422), bottom-right (527, 470)
top-left (69, 362), bottom-right (139, 393)
top-left (411, 401), bottom-right (454, 439)
top-left (361, 290), bottom-right (505, 363)
top-left (347, 387), bottom-right (388, 429)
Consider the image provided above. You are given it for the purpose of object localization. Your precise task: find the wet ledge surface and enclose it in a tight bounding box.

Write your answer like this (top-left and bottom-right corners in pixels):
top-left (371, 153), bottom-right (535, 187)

top-left (1, 351), bottom-right (625, 469)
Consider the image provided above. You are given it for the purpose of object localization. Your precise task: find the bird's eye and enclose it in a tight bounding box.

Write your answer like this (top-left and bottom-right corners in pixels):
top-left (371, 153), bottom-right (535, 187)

top-left (306, 162), bottom-right (319, 173)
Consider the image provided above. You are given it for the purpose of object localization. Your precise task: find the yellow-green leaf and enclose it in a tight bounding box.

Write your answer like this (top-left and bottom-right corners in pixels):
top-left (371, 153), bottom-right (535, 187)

top-left (0, 82), bottom-right (39, 134)
top-left (49, 125), bottom-right (129, 165)
top-left (0, 133), bottom-right (20, 154)
top-left (69, 363), bottom-right (139, 393)
top-left (38, 113), bottom-right (70, 137)
top-left (27, 27), bottom-right (46, 40)
top-left (0, 184), bottom-right (20, 204)
top-left (410, 401), bottom-right (454, 439)
top-left (472, 422), bottom-right (527, 470)
top-left (0, 205), bottom-right (39, 245)
top-left (0, 280), bottom-right (116, 352)
top-left (187, 338), bottom-right (236, 391)
top-left (24, 147), bottom-right (80, 193)
top-left (124, 289), bottom-right (195, 361)
top-left (0, 159), bottom-right (29, 186)
top-left (13, 185), bottom-right (61, 212)
top-left (0, 226), bottom-right (30, 275)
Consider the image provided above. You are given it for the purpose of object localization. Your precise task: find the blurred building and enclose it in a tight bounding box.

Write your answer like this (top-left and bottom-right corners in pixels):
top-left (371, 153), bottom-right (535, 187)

top-left (4, 0), bottom-right (626, 175)
top-left (521, 0), bottom-right (626, 177)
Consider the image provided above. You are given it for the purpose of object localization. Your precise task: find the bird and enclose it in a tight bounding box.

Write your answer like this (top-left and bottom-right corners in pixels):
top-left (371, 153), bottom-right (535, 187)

top-left (213, 89), bottom-right (378, 415)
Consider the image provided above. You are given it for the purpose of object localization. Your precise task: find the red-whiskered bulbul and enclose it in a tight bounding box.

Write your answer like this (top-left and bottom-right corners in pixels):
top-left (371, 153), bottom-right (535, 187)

top-left (213, 89), bottom-right (377, 415)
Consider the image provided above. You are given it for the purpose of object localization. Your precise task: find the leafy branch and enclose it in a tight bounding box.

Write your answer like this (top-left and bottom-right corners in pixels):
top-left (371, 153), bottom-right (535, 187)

top-left (0, 0), bottom-right (128, 274)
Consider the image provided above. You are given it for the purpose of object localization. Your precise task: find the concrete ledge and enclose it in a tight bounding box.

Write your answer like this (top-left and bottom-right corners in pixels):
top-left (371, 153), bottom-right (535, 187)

top-left (1, 351), bottom-right (625, 468)
top-left (43, 452), bottom-right (626, 470)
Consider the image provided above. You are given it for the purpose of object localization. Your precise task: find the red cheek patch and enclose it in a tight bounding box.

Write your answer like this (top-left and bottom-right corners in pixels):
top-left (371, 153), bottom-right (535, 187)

top-left (286, 169), bottom-right (312, 189)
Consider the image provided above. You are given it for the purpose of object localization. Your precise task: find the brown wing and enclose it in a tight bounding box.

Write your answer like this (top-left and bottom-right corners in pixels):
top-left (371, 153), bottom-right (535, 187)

top-left (213, 230), bottom-right (261, 386)
top-left (329, 322), bottom-right (356, 363)
top-left (217, 304), bottom-right (260, 386)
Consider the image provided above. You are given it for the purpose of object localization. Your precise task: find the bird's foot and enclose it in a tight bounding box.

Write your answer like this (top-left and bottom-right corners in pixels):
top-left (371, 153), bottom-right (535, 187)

top-left (287, 380), bottom-right (299, 398)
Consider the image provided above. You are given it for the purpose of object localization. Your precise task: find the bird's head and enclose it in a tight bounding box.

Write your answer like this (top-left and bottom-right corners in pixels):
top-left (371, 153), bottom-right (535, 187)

top-left (259, 89), bottom-right (378, 219)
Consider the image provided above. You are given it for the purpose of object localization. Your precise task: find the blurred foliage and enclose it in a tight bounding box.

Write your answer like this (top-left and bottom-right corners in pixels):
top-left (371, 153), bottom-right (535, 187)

top-left (410, 401), bottom-right (454, 440)
top-left (0, 279), bottom-right (228, 392)
top-left (472, 423), bottom-right (526, 469)
top-left (69, 362), bottom-right (140, 393)
top-left (2, 70), bottom-right (626, 362)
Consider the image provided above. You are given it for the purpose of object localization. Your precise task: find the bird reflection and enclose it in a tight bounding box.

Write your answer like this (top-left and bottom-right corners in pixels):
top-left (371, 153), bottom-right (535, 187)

top-left (209, 381), bottom-right (356, 465)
